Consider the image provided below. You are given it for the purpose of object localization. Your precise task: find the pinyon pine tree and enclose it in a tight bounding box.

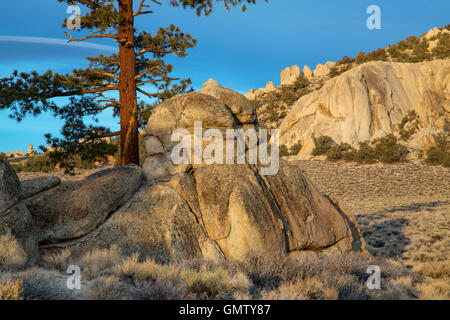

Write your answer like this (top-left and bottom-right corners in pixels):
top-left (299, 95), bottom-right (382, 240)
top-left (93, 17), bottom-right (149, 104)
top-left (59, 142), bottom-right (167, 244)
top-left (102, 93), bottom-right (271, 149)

top-left (0, 0), bottom-right (265, 172)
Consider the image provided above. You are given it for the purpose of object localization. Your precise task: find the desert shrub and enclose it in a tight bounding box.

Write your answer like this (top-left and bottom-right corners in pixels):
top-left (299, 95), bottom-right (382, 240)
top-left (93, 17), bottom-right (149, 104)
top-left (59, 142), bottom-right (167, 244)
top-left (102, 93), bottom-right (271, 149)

top-left (80, 245), bottom-right (123, 280)
top-left (0, 152), bottom-right (7, 161)
top-left (312, 136), bottom-right (334, 156)
top-left (326, 143), bottom-right (352, 161)
top-left (373, 134), bottom-right (409, 163)
top-left (0, 279), bottom-right (23, 300)
top-left (179, 267), bottom-right (250, 300)
top-left (42, 250), bottom-right (71, 272)
top-left (289, 141), bottom-right (302, 156)
top-left (435, 132), bottom-right (449, 151)
top-left (280, 88), bottom-right (297, 106)
top-left (115, 254), bottom-right (178, 283)
top-left (424, 133), bottom-right (449, 166)
top-left (336, 56), bottom-right (355, 65)
top-left (279, 145), bottom-right (290, 158)
top-left (11, 153), bottom-right (55, 173)
top-left (83, 276), bottom-right (123, 300)
top-left (432, 33), bottom-right (449, 59)
top-left (18, 268), bottom-right (73, 300)
top-left (354, 142), bottom-right (378, 164)
top-left (425, 146), bottom-right (450, 166)
top-left (329, 67), bottom-right (342, 78)
top-left (126, 278), bottom-right (187, 300)
top-left (0, 232), bottom-right (27, 272)
top-left (261, 277), bottom-right (338, 300)
top-left (417, 279), bottom-right (450, 300)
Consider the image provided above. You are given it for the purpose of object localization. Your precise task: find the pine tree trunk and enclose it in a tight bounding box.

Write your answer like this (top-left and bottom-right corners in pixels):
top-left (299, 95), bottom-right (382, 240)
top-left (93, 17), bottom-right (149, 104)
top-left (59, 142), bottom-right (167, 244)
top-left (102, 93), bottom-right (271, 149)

top-left (118, 0), bottom-right (139, 166)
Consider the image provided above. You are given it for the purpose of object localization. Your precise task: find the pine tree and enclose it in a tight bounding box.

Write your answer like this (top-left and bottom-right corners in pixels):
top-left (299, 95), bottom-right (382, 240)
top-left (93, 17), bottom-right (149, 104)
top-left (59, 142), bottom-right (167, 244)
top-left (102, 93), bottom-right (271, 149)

top-left (0, 0), bottom-right (265, 172)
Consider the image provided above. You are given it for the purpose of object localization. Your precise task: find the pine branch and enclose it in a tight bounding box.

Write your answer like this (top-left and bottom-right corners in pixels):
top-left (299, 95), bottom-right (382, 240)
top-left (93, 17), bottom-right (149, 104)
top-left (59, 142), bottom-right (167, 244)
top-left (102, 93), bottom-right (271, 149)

top-left (137, 87), bottom-right (160, 98)
top-left (84, 84), bottom-right (118, 94)
top-left (135, 66), bottom-right (159, 80)
top-left (64, 32), bottom-right (118, 42)
top-left (96, 71), bottom-right (120, 80)
top-left (136, 48), bottom-right (182, 57)
top-left (136, 77), bottom-right (179, 86)
top-left (134, 0), bottom-right (156, 16)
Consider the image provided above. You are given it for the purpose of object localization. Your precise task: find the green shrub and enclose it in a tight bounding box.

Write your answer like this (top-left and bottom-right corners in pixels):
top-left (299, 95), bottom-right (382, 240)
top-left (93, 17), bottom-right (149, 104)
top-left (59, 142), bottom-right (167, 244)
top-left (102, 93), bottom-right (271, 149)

top-left (425, 147), bottom-right (449, 166)
top-left (326, 143), bottom-right (352, 161)
top-left (289, 141), bottom-right (303, 156)
top-left (279, 145), bottom-right (290, 158)
top-left (425, 134), bottom-right (449, 167)
top-left (435, 132), bottom-right (449, 152)
top-left (373, 134), bottom-right (409, 163)
top-left (354, 141), bottom-right (378, 164)
top-left (312, 136), bottom-right (334, 156)
top-left (11, 153), bottom-right (56, 173)
top-left (280, 89), bottom-right (297, 106)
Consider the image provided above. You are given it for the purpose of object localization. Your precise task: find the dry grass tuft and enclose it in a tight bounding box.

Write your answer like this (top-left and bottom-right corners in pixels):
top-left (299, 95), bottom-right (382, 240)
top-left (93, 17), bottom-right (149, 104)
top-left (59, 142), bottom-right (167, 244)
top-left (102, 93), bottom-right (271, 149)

top-left (0, 232), bottom-right (27, 272)
top-left (80, 245), bottom-right (122, 280)
top-left (83, 276), bottom-right (123, 300)
top-left (179, 267), bottom-right (250, 300)
top-left (42, 250), bottom-right (71, 272)
top-left (0, 279), bottom-right (23, 300)
top-left (115, 254), bottom-right (178, 283)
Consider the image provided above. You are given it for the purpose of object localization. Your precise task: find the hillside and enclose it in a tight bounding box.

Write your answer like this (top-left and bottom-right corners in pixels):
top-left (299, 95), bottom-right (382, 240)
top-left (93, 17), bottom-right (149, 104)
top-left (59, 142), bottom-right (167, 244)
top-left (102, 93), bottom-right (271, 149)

top-left (247, 25), bottom-right (450, 129)
top-left (279, 59), bottom-right (449, 157)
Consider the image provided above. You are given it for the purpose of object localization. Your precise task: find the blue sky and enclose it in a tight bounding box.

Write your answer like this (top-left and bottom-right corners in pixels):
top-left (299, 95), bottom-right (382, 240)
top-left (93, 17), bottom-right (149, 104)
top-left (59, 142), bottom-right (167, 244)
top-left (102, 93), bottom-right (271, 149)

top-left (0, 0), bottom-right (449, 153)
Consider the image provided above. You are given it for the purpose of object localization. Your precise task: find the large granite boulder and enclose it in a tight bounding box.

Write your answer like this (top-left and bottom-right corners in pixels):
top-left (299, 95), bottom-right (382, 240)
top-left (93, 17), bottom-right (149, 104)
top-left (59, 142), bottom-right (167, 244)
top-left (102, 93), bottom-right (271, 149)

top-left (143, 83), bottom-right (259, 182)
top-left (0, 159), bottom-right (39, 265)
top-left (21, 176), bottom-right (61, 199)
top-left (199, 78), bottom-right (257, 124)
top-left (25, 165), bottom-right (143, 243)
top-left (41, 161), bottom-right (365, 263)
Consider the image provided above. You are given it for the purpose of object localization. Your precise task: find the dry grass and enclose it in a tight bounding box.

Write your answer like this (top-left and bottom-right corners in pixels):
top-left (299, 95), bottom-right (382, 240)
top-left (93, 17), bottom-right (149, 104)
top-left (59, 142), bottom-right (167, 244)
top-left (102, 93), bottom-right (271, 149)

top-left (80, 245), bottom-right (122, 280)
top-left (179, 267), bottom-right (250, 300)
top-left (261, 277), bottom-right (339, 300)
top-left (82, 276), bottom-right (123, 300)
top-left (115, 254), bottom-right (178, 283)
top-left (0, 279), bottom-right (23, 300)
top-left (0, 232), bottom-right (27, 272)
top-left (42, 250), bottom-right (71, 272)
top-left (18, 268), bottom-right (74, 300)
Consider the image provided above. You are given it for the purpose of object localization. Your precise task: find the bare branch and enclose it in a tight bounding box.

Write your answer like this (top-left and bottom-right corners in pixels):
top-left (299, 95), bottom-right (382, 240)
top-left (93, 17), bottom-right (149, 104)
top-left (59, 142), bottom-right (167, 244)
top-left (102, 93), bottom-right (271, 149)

top-left (137, 87), bottom-right (160, 98)
top-left (136, 77), bottom-right (179, 86)
top-left (64, 32), bottom-right (118, 42)
top-left (99, 131), bottom-right (120, 138)
top-left (136, 48), bottom-right (182, 57)
top-left (84, 85), bottom-right (119, 94)
top-left (96, 71), bottom-right (120, 80)
top-left (134, 0), bottom-right (155, 16)
top-left (98, 99), bottom-right (120, 105)
top-left (134, 66), bottom-right (159, 80)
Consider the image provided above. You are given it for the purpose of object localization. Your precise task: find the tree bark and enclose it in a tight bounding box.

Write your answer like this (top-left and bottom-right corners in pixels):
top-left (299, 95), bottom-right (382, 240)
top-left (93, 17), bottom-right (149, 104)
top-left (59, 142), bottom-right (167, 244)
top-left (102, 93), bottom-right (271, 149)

top-left (118, 0), bottom-right (139, 166)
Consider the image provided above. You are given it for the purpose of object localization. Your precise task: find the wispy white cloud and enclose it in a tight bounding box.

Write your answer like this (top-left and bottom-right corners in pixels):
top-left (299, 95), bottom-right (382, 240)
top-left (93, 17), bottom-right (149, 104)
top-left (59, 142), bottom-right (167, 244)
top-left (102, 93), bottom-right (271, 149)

top-left (0, 36), bottom-right (116, 52)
